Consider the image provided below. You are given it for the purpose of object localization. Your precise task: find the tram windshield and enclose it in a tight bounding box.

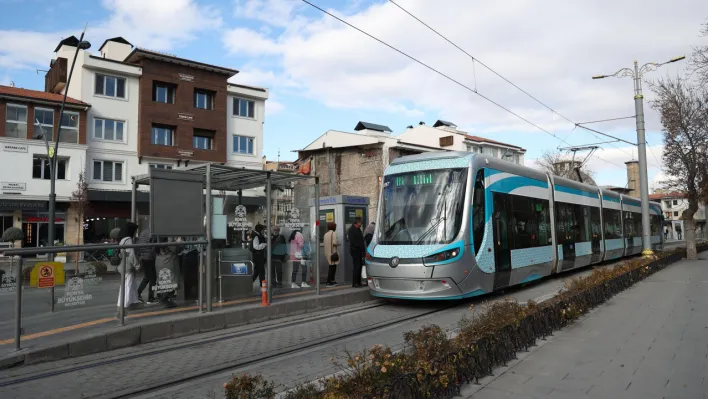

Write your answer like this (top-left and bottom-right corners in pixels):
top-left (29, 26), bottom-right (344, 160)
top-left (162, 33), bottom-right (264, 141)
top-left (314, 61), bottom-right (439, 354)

top-left (378, 168), bottom-right (468, 245)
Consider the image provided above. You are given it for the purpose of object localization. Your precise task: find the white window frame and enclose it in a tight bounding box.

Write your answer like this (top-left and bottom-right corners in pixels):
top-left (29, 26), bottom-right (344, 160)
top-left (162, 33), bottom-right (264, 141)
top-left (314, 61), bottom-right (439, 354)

top-left (194, 90), bottom-right (213, 110)
top-left (151, 126), bottom-right (175, 146)
top-left (232, 97), bottom-right (255, 119)
top-left (59, 111), bottom-right (79, 144)
top-left (5, 103), bottom-right (27, 138)
top-left (149, 163), bottom-right (173, 170)
top-left (92, 159), bottom-right (124, 183)
top-left (232, 135), bottom-right (255, 155)
top-left (93, 117), bottom-right (126, 143)
top-left (32, 156), bottom-right (68, 180)
top-left (94, 73), bottom-right (127, 99)
top-left (34, 107), bottom-right (54, 139)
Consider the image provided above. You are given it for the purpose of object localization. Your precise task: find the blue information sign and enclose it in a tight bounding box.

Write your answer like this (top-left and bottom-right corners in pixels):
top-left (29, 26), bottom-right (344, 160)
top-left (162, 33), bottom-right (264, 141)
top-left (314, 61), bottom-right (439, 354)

top-left (231, 263), bottom-right (248, 275)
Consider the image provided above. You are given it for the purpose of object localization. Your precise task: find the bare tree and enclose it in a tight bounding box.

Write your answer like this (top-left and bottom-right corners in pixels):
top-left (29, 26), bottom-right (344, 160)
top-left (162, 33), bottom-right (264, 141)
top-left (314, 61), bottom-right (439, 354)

top-left (70, 170), bottom-right (91, 273)
top-left (650, 76), bottom-right (708, 260)
top-left (690, 18), bottom-right (708, 85)
top-left (535, 150), bottom-right (597, 185)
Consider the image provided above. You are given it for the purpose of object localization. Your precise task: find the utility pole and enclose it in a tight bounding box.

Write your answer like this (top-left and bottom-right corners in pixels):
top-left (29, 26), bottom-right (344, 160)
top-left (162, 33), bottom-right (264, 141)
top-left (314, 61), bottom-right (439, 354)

top-left (593, 55), bottom-right (685, 257)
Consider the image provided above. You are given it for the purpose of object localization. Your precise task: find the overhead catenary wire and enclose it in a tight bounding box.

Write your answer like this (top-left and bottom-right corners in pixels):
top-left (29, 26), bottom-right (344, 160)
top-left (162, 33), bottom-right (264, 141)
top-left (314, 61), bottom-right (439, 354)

top-left (300, 0), bottom-right (626, 170)
top-left (385, 0), bottom-right (642, 170)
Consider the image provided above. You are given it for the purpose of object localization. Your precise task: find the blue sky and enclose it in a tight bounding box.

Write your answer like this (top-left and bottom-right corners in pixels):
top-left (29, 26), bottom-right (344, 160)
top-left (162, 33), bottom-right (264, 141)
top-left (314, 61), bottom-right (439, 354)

top-left (1, 0), bottom-right (706, 189)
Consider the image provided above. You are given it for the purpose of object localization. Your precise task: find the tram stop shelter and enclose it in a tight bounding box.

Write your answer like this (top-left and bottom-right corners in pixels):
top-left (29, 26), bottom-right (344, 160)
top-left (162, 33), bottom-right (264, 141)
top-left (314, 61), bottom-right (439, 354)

top-left (131, 163), bottom-right (321, 311)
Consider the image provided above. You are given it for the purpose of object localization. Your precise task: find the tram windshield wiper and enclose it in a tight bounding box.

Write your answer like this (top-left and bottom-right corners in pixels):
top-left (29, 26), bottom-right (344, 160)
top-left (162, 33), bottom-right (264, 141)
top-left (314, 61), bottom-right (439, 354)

top-left (415, 196), bottom-right (447, 244)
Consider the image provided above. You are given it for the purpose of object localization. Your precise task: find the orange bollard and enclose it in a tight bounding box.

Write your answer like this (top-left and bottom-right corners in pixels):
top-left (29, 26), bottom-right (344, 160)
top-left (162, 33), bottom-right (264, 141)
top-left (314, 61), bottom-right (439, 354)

top-left (260, 280), bottom-right (268, 306)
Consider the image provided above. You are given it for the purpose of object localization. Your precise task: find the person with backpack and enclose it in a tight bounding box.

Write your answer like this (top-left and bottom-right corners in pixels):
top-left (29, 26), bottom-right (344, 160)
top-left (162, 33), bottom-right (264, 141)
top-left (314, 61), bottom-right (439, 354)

top-left (251, 224), bottom-right (267, 287)
top-left (324, 222), bottom-right (339, 287)
top-left (114, 222), bottom-right (140, 314)
top-left (136, 227), bottom-right (158, 304)
top-left (289, 229), bottom-right (309, 288)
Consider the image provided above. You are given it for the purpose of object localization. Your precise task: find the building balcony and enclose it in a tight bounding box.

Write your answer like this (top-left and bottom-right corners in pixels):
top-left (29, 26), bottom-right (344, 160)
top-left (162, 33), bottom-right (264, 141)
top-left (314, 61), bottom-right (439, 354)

top-left (45, 58), bottom-right (67, 94)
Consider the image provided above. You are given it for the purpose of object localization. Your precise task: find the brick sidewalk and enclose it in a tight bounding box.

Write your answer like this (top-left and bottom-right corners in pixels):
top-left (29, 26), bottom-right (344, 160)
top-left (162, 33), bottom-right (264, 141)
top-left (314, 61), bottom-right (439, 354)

top-left (464, 253), bottom-right (708, 399)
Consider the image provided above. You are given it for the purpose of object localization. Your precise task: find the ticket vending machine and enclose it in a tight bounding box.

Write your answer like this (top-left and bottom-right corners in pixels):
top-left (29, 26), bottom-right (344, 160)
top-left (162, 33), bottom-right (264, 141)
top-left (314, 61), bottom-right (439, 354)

top-left (312, 195), bottom-right (369, 284)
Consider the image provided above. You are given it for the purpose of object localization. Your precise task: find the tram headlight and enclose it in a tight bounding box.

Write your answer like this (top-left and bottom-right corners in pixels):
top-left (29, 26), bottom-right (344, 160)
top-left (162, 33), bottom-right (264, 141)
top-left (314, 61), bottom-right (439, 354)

top-left (423, 248), bottom-right (460, 265)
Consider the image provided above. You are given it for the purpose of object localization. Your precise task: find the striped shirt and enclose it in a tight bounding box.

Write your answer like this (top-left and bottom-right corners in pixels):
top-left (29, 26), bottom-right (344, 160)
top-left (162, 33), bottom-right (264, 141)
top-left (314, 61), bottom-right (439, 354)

top-left (138, 229), bottom-right (156, 260)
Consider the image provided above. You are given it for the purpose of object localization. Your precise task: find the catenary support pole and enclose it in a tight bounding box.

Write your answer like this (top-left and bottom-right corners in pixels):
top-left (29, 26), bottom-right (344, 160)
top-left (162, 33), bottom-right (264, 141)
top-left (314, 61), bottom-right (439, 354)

top-left (131, 178), bottom-right (137, 223)
top-left (315, 178), bottom-right (321, 295)
top-left (15, 257), bottom-right (23, 350)
top-left (205, 163), bottom-right (213, 312)
top-left (633, 61), bottom-right (653, 257)
top-left (266, 173), bottom-right (272, 304)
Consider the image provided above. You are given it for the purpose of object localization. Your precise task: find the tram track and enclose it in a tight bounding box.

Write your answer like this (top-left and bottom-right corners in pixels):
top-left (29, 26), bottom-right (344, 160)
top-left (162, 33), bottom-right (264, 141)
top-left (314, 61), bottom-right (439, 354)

top-left (0, 300), bottom-right (463, 399)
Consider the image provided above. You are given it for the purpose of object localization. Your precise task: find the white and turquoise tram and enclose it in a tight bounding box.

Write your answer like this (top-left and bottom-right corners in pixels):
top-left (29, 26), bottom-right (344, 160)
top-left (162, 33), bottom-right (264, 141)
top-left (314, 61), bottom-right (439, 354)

top-left (365, 151), bottom-right (663, 300)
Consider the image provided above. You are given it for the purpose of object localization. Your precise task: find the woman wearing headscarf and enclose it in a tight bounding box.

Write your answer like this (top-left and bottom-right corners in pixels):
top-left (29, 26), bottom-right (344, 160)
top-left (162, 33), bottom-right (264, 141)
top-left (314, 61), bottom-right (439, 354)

top-left (116, 222), bottom-right (140, 314)
top-left (364, 222), bottom-right (376, 248)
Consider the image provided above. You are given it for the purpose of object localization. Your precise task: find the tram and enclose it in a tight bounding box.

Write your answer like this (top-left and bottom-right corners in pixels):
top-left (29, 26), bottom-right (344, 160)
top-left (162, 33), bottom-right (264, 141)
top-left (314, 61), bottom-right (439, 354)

top-left (364, 151), bottom-right (663, 300)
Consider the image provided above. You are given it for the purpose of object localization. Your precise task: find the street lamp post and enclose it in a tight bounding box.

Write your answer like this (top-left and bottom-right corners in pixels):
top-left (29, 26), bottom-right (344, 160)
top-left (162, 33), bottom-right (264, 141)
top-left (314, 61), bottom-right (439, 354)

top-left (592, 56), bottom-right (685, 257)
top-left (45, 30), bottom-right (90, 288)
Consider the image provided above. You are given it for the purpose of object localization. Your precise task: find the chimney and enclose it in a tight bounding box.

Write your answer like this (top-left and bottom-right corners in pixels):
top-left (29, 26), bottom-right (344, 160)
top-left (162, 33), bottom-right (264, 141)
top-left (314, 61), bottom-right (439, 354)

top-left (625, 160), bottom-right (640, 197)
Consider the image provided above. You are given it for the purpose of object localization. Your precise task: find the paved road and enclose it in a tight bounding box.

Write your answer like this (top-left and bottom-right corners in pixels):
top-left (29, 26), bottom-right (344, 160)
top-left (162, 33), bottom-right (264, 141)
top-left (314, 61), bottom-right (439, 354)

top-left (0, 261), bottom-right (596, 399)
top-left (463, 252), bottom-right (708, 399)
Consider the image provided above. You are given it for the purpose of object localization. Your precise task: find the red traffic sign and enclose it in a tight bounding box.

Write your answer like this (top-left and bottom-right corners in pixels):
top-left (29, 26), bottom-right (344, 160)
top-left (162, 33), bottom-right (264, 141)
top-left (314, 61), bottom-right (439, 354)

top-left (38, 264), bottom-right (55, 288)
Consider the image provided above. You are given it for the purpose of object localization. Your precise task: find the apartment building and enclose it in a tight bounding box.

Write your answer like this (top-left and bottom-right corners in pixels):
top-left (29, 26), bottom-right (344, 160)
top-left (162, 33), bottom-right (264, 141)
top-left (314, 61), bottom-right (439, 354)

top-left (649, 191), bottom-right (706, 240)
top-left (42, 36), bottom-right (268, 242)
top-left (0, 85), bottom-right (90, 248)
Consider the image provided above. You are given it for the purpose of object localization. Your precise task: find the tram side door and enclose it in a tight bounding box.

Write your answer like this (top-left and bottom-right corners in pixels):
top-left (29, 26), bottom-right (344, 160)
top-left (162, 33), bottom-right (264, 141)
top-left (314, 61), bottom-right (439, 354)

top-left (492, 192), bottom-right (512, 290)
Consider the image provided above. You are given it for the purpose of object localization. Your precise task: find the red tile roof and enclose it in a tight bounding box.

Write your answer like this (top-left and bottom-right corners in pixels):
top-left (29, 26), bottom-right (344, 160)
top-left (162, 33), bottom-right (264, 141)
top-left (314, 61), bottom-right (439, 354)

top-left (465, 134), bottom-right (524, 150)
top-left (0, 85), bottom-right (88, 106)
top-left (649, 191), bottom-right (685, 200)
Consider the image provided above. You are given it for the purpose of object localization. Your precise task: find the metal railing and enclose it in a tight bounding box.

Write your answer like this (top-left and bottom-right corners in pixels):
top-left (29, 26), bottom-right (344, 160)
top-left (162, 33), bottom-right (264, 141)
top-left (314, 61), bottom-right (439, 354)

top-left (5, 240), bottom-right (207, 351)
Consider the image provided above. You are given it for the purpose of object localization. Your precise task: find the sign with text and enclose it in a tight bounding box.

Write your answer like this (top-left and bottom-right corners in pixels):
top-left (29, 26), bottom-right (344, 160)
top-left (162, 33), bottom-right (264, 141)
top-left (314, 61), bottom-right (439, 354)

top-left (2, 143), bottom-right (28, 153)
top-left (230, 263), bottom-right (249, 275)
top-left (1, 182), bottom-right (26, 191)
top-left (178, 73), bottom-right (194, 82)
top-left (283, 207), bottom-right (304, 229)
top-left (58, 277), bottom-right (92, 307)
top-left (38, 264), bottom-right (55, 288)
top-left (228, 205), bottom-right (252, 231)
top-left (177, 113), bottom-right (194, 122)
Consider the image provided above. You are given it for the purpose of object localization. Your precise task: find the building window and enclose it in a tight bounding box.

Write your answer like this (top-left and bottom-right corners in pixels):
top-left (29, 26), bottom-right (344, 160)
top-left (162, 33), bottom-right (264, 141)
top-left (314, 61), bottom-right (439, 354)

top-left (514, 154), bottom-right (520, 164)
top-left (193, 129), bottom-right (214, 150)
top-left (32, 156), bottom-right (67, 180)
top-left (34, 108), bottom-right (54, 139)
top-left (483, 147), bottom-right (498, 158)
top-left (194, 89), bottom-right (214, 110)
top-left (672, 200), bottom-right (678, 205)
top-left (233, 98), bottom-right (255, 118)
top-left (233, 135), bottom-right (254, 155)
top-left (151, 125), bottom-right (174, 146)
top-left (153, 82), bottom-right (176, 104)
top-left (674, 211), bottom-right (679, 217)
top-left (664, 200), bottom-right (672, 208)
top-left (149, 163), bottom-right (173, 170)
top-left (59, 111), bottom-right (79, 143)
top-left (95, 74), bottom-right (126, 98)
top-left (93, 160), bottom-right (123, 182)
top-left (94, 118), bottom-right (125, 142)
top-left (5, 104), bottom-right (27, 138)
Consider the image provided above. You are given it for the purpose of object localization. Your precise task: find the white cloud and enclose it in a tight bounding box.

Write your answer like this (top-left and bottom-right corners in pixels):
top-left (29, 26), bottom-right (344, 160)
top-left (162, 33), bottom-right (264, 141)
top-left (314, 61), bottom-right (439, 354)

top-left (0, 0), bottom-right (220, 71)
top-left (222, 0), bottom-right (707, 136)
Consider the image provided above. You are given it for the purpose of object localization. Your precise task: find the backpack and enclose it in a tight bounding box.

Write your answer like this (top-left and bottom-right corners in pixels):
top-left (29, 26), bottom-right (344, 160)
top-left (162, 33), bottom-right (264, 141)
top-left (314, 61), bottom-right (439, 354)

top-left (109, 248), bottom-right (122, 266)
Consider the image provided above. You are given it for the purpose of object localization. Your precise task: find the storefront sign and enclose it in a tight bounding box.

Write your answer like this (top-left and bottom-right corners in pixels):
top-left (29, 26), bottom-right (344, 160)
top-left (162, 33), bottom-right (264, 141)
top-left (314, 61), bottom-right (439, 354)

top-left (58, 277), bottom-right (92, 307)
top-left (177, 113), bottom-right (194, 122)
top-left (24, 216), bottom-right (64, 223)
top-left (0, 200), bottom-right (47, 211)
top-left (178, 73), bottom-right (194, 82)
top-left (177, 149), bottom-right (194, 157)
top-left (228, 205), bottom-right (252, 231)
top-left (2, 143), bottom-right (28, 153)
top-left (1, 182), bottom-right (26, 192)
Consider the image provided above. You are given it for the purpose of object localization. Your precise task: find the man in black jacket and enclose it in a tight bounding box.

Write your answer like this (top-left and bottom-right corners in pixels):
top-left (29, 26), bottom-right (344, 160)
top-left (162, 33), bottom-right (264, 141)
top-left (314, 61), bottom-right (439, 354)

top-left (347, 217), bottom-right (365, 287)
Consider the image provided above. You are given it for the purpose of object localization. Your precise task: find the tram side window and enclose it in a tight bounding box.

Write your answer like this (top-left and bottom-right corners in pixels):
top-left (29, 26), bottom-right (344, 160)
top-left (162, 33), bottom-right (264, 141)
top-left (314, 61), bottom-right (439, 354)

top-left (472, 170), bottom-right (486, 255)
top-left (603, 208), bottom-right (622, 239)
top-left (633, 212), bottom-right (642, 237)
top-left (573, 204), bottom-right (592, 242)
top-left (508, 194), bottom-right (551, 249)
top-left (624, 211), bottom-right (636, 238)
top-left (590, 207), bottom-right (602, 240)
top-left (650, 214), bottom-right (660, 236)
top-left (555, 202), bottom-right (575, 244)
